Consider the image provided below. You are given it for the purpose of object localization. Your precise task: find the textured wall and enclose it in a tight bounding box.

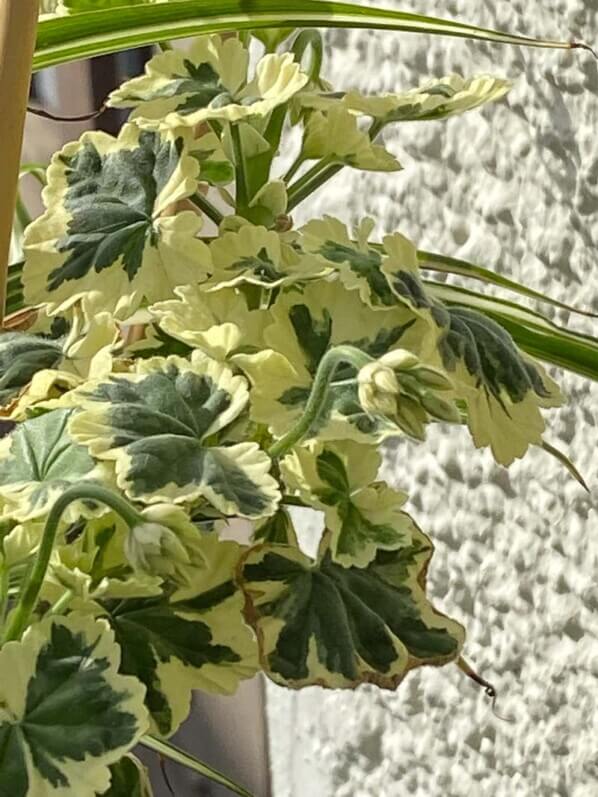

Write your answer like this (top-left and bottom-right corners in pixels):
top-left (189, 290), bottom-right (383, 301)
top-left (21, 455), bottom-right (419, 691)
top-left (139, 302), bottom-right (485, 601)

top-left (267, 2), bottom-right (598, 795)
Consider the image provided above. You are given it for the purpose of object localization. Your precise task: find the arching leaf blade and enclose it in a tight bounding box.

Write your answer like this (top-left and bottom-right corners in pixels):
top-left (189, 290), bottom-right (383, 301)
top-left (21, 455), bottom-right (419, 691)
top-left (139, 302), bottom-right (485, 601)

top-left (35, 0), bottom-right (581, 72)
top-left (419, 249), bottom-right (598, 319)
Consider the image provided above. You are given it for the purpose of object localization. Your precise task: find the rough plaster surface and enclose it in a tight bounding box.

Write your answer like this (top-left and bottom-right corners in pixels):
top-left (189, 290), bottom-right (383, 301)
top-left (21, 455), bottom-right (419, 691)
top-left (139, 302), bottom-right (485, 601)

top-left (266, 2), bottom-right (598, 795)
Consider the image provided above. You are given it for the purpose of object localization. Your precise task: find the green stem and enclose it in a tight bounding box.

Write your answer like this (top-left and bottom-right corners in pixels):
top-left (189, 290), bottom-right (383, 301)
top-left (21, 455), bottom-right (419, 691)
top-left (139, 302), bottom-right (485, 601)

top-left (141, 735), bottom-right (254, 797)
top-left (2, 484), bottom-right (143, 644)
top-left (231, 123), bottom-right (249, 215)
top-left (189, 191), bottom-right (224, 226)
top-left (287, 162), bottom-right (343, 211)
top-left (0, 565), bottom-right (9, 630)
top-left (47, 589), bottom-right (74, 617)
top-left (157, 41), bottom-right (173, 52)
top-left (14, 193), bottom-right (32, 232)
top-left (283, 153), bottom-right (306, 184)
top-left (268, 345), bottom-right (372, 459)
top-left (287, 156), bottom-right (333, 204)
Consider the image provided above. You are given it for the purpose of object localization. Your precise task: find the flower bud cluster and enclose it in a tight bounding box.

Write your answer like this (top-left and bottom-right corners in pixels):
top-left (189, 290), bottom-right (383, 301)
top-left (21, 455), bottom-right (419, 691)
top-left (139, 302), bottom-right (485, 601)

top-left (358, 349), bottom-right (460, 439)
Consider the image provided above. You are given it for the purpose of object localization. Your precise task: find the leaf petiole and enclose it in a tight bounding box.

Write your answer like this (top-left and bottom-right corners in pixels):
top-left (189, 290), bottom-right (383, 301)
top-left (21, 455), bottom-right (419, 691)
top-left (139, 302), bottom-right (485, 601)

top-left (268, 345), bottom-right (372, 459)
top-left (1, 484), bottom-right (144, 644)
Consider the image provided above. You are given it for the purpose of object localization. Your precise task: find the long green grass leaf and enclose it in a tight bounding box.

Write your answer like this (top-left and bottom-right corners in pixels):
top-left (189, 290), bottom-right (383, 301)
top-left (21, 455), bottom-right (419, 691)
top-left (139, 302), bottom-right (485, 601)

top-left (419, 250), bottom-right (598, 319)
top-left (428, 281), bottom-right (598, 381)
top-left (34, 0), bottom-right (591, 72)
top-left (141, 735), bottom-right (254, 797)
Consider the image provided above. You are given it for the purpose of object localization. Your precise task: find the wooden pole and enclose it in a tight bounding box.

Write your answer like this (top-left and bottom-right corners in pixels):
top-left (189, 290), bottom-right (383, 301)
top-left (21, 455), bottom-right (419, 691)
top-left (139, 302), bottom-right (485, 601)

top-left (0, 0), bottom-right (39, 324)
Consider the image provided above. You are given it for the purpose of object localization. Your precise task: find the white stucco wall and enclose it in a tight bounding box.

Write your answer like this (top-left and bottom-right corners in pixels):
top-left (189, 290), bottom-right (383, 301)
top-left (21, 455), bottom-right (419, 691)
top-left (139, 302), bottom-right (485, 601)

top-left (266, 2), bottom-right (598, 795)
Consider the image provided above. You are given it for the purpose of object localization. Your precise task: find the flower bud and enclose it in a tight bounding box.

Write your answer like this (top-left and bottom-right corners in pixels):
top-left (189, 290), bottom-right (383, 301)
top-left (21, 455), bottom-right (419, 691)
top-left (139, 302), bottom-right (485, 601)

top-left (358, 361), bottom-right (400, 416)
top-left (379, 349), bottom-right (420, 372)
top-left (410, 366), bottom-right (454, 391)
top-left (125, 522), bottom-right (190, 578)
top-left (419, 392), bottom-right (461, 424)
top-left (395, 396), bottom-right (427, 440)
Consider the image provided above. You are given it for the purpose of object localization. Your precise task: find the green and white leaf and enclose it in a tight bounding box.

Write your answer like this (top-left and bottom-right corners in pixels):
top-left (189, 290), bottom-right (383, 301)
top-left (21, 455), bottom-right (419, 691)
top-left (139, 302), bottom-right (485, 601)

top-left (69, 352), bottom-right (280, 517)
top-left (253, 507), bottom-right (298, 545)
top-left (103, 756), bottom-right (153, 797)
top-left (239, 526), bottom-right (464, 689)
top-left (0, 614), bottom-right (148, 797)
top-left (300, 218), bottom-right (445, 326)
top-left (23, 124), bottom-right (209, 319)
top-left (282, 440), bottom-right (410, 567)
top-left (110, 37), bottom-right (308, 129)
top-left (96, 534), bottom-right (259, 736)
top-left (0, 332), bottom-right (63, 410)
top-left (206, 224), bottom-right (326, 291)
top-left (344, 74), bottom-right (512, 123)
top-left (302, 106), bottom-right (401, 171)
top-left (0, 409), bottom-right (107, 523)
top-left (437, 306), bottom-right (563, 465)
top-left (235, 278), bottom-right (436, 444)
top-left (150, 284), bottom-right (271, 360)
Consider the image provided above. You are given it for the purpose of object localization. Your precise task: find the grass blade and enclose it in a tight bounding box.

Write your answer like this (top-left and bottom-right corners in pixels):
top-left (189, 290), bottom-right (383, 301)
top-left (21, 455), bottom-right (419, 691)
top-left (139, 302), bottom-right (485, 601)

top-left (419, 250), bottom-right (598, 319)
top-left (35, 0), bottom-right (592, 71)
top-left (141, 735), bottom-right (254, 797)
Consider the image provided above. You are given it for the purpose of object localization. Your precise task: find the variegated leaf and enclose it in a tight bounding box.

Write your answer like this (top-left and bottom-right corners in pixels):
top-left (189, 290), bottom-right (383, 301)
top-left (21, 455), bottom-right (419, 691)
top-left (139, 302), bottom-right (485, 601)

top-left (103, 756), bottom-right (153, 797)
top-left (206, 223), bottom-right (326, 291)
top-left (0, 332), bottom-right (63, 409)
top-left (282, 441), bottom-right (410, 567)
top-left (0, 614), bottom-right (148, 797)
top-left (0, 409), bottom-right (105, 523)
top-left (344, 74), bottom-right (512, 123)
top-left (438, 306), bottom-right (563, 465)
top-left (235, 279), bottom-right (435, 444)
top-left (96, 533), bottom-right (259, 736)
top-left (110, 36), bottom-right (308, 129)
top-left (69, 352), bottom-right (280, 517)
top-left (150, 284), bottom-right (270, 361)
top-left (23, 124), bottom-right (209, 319)
top-left (300, 217), bottom-right (447, 324)
top-left (239, 525), bottom-right (464, 689)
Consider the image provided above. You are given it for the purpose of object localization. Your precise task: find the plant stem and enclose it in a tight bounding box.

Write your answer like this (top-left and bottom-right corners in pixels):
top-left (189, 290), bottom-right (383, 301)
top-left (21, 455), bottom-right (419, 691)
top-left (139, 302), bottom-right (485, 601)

top-left (268, 345), bottom-right (372, 459)
top-left (231, 123), bottom-right (249, 215)
top-left (14, 193), bottom-right (31, 232)
top-left (141, 735), bottom-right (254, 797)
top-left (283, 154), bottom-right (306, 184)
top-left (287, 162), bottom-right (343, 211)
top-left (47, 589), bottom-right (74, 617)
top-left (189, 192), bottom-right (224, 226)
top-left (286, 156), bottom-right (333, 206)
top-left (0, 564), bottom-right (9, 630)
top-left (2, 484), bottom-right (144, 643)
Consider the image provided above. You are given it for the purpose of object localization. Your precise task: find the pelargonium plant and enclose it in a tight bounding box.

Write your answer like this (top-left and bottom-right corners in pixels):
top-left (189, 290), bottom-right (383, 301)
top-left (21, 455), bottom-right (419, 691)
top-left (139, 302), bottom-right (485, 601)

top-left (1, 16), bottom-right (595, 797)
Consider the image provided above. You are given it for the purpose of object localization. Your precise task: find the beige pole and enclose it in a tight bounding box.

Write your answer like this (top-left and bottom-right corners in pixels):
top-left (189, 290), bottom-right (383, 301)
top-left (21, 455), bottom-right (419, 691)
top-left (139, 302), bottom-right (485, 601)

top-left (0, 0), bottom-right (40, 324)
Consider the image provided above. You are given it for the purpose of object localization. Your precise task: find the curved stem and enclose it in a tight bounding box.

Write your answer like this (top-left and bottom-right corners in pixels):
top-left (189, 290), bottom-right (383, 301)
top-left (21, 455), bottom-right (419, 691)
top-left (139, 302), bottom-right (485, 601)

top-left (268, 345), bottom-right (372, 459)
top-left (2, 484), bottom-right (143, 644)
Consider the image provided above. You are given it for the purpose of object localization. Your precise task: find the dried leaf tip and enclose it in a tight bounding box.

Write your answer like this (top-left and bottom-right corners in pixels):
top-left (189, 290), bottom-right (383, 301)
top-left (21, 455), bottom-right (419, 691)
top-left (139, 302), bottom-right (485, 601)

top-left (570, 41), bottom-right (598, 59)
